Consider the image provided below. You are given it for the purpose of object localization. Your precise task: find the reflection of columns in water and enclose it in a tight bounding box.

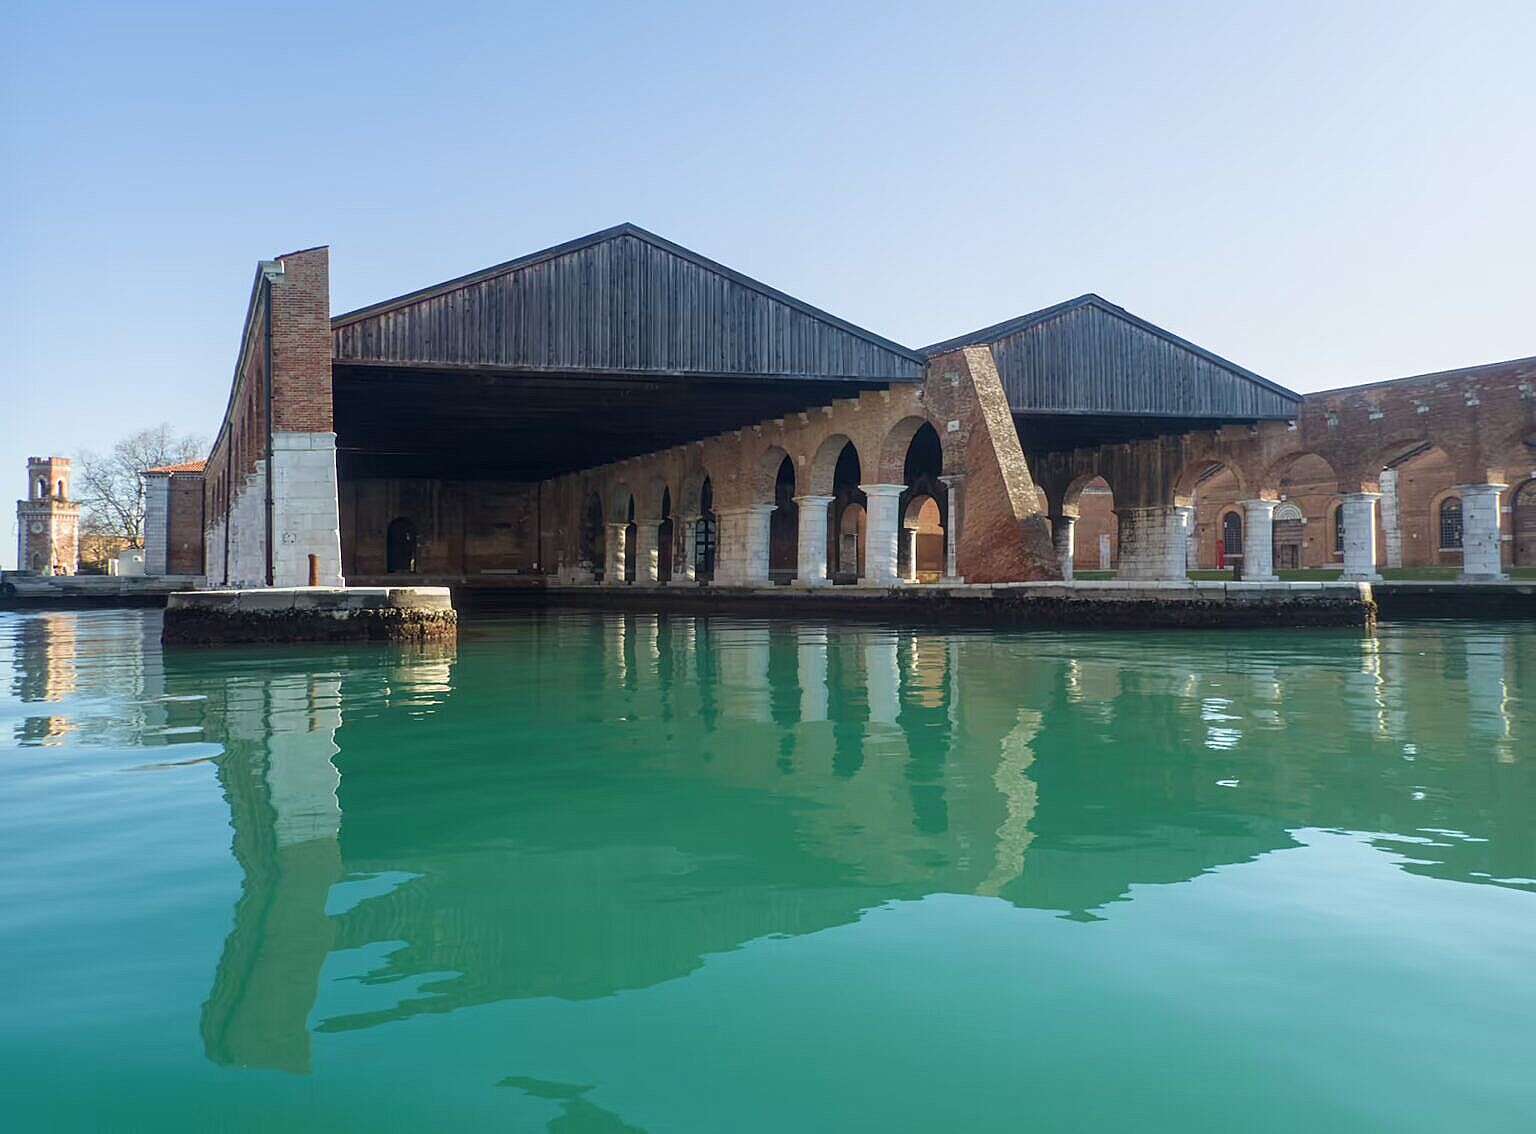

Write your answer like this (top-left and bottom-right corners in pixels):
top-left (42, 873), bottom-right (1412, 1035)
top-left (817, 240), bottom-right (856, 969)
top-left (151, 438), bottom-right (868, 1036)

top-left (977, 709), bottom-right (1041, 897)
top-left (1464, 631), bottom-right (1514, 761)
top-left (201, 671), bottom-right (345, 1074)
top-left (865, 631), bottom-right (900, 726)
top-left (1342, 636), bottom-right (1389, 737)
top-left (715, 625), bottom-right (773, 723)
top-left (797, 626), bottom-right (829, 722)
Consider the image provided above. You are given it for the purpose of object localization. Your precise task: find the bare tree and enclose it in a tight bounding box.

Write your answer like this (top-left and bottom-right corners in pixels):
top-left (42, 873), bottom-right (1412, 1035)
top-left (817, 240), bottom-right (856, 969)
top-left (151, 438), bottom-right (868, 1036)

top-left (75, 425), bottom-right (205, 549)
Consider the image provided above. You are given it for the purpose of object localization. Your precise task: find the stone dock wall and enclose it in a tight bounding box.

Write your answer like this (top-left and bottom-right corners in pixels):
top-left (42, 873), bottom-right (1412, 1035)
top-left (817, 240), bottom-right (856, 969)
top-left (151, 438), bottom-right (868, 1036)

top-left (516, 581), bottom-right (1377, 631)
top-left (162, 587), bottom-right (456, 645)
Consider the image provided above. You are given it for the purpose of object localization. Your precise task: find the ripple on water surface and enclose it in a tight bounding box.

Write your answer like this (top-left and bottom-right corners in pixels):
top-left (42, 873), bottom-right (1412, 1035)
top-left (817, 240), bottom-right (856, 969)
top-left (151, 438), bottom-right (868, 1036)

top-left (1, 609), bottom-right (1533, 1132)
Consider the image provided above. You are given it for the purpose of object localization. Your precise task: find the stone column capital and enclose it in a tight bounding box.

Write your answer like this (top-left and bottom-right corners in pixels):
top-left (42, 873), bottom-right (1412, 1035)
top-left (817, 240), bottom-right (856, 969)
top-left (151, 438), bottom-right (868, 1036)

top-left (1240, 498), bottom-right (1279, 513)
top-left (858, 483), bottom-right (907, 499)
top-left (937, 473), bottom-right (966, 489)
top-left (1341, 491), bottom-right (1382, 502)
top-left (792, 494), bottom-right (836, 508)
top-left (1453, 482), bottom-right (1509, 495)
top-left (716, 503), bottom-right (776, 518)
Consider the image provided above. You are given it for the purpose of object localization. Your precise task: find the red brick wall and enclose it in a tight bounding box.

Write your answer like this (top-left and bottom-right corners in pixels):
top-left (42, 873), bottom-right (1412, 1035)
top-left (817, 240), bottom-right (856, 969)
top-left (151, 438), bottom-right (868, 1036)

top-left (166, 474), bottom-right (205, 575)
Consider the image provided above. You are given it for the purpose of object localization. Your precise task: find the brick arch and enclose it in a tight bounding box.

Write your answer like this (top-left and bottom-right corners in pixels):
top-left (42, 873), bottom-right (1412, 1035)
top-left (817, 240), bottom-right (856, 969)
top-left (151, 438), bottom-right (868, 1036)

top-left (635, 473), bottom-right (671, 521)
top-left (1063, 471), bottom-right (1114, 512)
top-left (807, 433), bottom-right (858, 495)
top-left (875, 415), bottom-right (950, 484)
top-left (756, 445), bottom-right (794, 501)
top-left (609, 481), bottom-right (635, 519)
top-left (1263, 449), bottom-right (1341, 492)
top-left (678, 465), bottom-right (712, 519)
top-left (1174, 457), bottom-right (1249, 505)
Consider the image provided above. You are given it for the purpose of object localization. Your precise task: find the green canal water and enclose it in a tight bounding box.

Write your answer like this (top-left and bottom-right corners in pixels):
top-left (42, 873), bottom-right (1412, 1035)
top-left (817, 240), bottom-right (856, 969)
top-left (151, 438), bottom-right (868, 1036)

top-left (2, 609), bottom-right (1534, 1132)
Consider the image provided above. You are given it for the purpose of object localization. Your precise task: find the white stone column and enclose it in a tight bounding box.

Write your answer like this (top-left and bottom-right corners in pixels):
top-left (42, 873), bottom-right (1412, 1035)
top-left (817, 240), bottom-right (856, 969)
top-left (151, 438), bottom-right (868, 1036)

top-left (1380, 469), bottom-right (1403, 568)
top-left (859, 484), bottom-right (905, 585)
top-left (714, 505), bottom-right (774, 585)
top-left (1115, 506), bottom-right (1188, 580)
top-left (677, 519), bottom-right (697, 583)
top-left (633, 522), bottom-right (660, 585)
top-left (1240, 499), bottom-right (1279, 581)
top-left (1172, 505), bottom-right (1194, 579)
top-left (1457, 483), bottom-right (1508, 580)
top-left (142, 473), bottom-right (171, 576)
top-left (938, 474), bottom-right (964, 583)
top-left (1050, 514), bottom-right (1076, 581)
top-left (270, 431), bottom-right (344, 587)
top-left (901, 525), bottom-right (919, 583)
top-left (604, 522), bottom-right (628, 585)
top-left (1339, 492), bottom-right (1382, 581)
top-left (793, 494), bottom-right (834, 586)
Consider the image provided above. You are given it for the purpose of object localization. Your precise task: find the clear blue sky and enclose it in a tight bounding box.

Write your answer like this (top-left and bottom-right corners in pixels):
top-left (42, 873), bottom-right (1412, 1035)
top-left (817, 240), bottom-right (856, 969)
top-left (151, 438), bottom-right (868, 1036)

top-left (3, 1), bottom-right (1533, 566)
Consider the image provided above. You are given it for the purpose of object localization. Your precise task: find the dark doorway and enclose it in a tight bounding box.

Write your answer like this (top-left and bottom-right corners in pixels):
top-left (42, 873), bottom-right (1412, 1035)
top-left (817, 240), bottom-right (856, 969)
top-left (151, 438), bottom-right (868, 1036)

top-left (695, 478), bottom-right (717, 581)
top-left (386, 517), bottom-right (418, 573)
top-left (658, 488), bottom-right (674, 582)
top-left (769, 456), bottom-right (798, 584)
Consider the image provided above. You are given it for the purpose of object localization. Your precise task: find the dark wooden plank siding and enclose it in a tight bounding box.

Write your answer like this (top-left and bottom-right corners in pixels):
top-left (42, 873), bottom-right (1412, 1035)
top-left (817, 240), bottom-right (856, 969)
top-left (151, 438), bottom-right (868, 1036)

top-left (333, 233), bottom-right (921, 382)
top-left (990, 305), bottom-right (1296, 419)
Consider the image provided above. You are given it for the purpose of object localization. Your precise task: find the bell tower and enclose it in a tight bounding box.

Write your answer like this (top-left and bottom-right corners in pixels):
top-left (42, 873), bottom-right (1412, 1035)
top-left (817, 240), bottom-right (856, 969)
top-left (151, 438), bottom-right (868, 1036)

top-left (16, 457), bottom-right (80, 575)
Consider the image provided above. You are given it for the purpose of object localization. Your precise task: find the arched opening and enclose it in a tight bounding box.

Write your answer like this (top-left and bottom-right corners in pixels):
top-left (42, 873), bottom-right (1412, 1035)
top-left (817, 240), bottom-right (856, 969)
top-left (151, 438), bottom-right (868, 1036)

top-left (1180, 461), bottom-right (1242, 570)
top-left (624, 496), bottom-right (637, 583)
top-left (579, 491), bottom-right (605, 580)
top-left (1380, 443), bottom-right (1461, 568)
top-left (695, 477), bottom-right (717, 581)
top-left (769, 456), bottom-right (797, 583)
top-left (1266, 452), bottom-right (1342, 568)
top-left (1273, 501), bottom-right (1304, 569)
top-left (56, 480), bottom-right (65, 500)
top-left (896, 421), bottom-right (946, 583)
top-left (829, 441), bottom-right (865, 583)
top-left (31, 552), bottom-right (42, 572)
top-left (1065, 475), bottom-right (1116, 572)
top-left (1220, 510), bottom-right (1244, 573)
top-left (36, 478), bottom-right (46, 500)
top-left (386, 517), bottom-right (418, 574)
top-left (838, 502), bottom-right (866, 581)
top-left (657, 487), bottom-right (674, 582)
top-left (1514, 480), bottom-right (1536, 566)
top-left (904, 496), bottom-right (944, 582)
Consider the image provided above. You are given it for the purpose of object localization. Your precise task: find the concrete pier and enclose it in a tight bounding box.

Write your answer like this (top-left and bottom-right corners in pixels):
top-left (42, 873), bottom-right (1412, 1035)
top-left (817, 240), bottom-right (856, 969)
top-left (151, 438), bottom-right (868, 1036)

top-left (162, 587), bottom-right (456, 645)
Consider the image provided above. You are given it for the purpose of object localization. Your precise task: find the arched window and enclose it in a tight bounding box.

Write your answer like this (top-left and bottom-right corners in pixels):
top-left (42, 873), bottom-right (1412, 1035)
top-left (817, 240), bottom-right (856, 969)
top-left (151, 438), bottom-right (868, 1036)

top-left (1333, 504), bottom-right (1345, 556)
top-left (1274, 502), bottom-right (1303, 523)
top-left (1221, 511), bottom-right (1243, 558)
top-left (36, 478), bottom-right (47, 499)
top-left (56, 480), bottom-right (65, 500)
top-left (1439, 497), bottom-right (1464, 550)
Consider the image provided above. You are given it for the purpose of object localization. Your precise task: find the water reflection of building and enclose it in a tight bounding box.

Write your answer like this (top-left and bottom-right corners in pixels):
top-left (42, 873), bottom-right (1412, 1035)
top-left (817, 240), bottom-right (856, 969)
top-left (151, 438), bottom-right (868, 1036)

top-left (9, 614), bottom-right (77, 744)
top-left (176, 612), bottom-right (1531, 1075)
